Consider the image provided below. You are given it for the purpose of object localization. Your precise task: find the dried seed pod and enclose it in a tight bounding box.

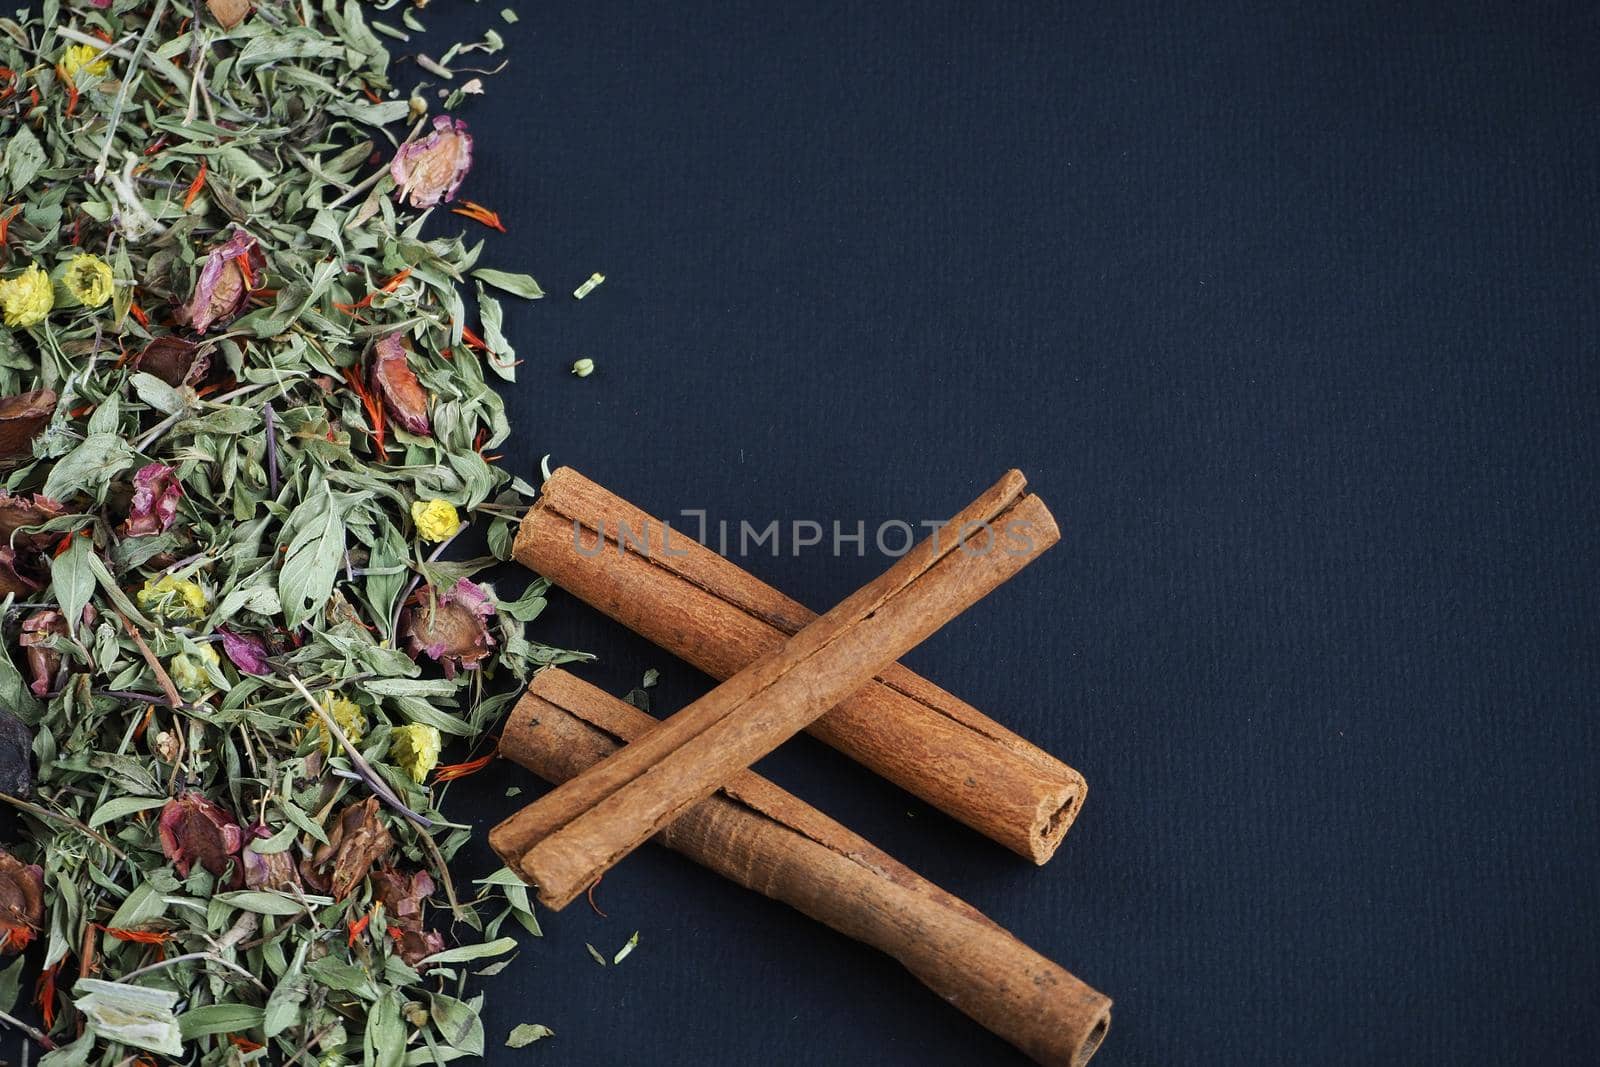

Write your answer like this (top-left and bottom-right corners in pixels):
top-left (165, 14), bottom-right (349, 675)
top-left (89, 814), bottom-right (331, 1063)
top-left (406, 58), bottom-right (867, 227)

top-left (305, 796), bottom-right (393, 901)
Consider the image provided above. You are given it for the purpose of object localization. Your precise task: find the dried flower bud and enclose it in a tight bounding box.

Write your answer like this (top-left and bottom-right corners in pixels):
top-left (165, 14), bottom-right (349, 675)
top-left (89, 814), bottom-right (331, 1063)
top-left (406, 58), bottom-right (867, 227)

top-left (0, 389), bottom-right (57, 465)
top-left (409, 499), bottom-right (459, 543)
top-left (64, 253), bottom-right (115, 307)
top-left (219, 628), bottom-right (271, 675)
top-left (571, 358), bottom-right (594, 378)
top-left (304, 692), bottom-right (367, 752)
top-left (158, 793), bottom-right (244, 881)
top-left (136, 574), bottom-right (208, 621)
top-left (169, 645), bottom-right (220, 697)
top-left (390, 115), bottom-right (473, 208)
top-left (0, 849), bottom-right (44, 954)
top-left (135, 337), bottom-right (209, 388)
top-left (19, 609), bottom-right (68, 697)
top-left (388, 724), bottom-right (441, 783)
top-left (306, 796), bottom-right (393, 901)
top-left (123, 463), bottom-right (183, 537)
top-left (369, 333), bottom-right (432, 435)
top-left (0, 263), bottom-right (54, 328)
top-left (179, 230), bottom-right (265, 333)
top-left (400, 579), bottom-right (496, 679)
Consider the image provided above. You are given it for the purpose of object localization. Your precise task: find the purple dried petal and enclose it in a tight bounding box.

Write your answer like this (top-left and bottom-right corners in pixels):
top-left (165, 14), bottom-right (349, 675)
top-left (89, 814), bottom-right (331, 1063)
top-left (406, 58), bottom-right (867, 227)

top-left (400, 579), bottom-right (496, 679)
top-left (390, 116), bottom-right (473, 208)
top-left (122, 463), bottom-right (182, 537)
top-left (369, 333), bottom-right (432, 435)
top-left (219, 628), bottom-right (271, 675)
top-left (158, 793), bottom-right (243, 881)
top-left (242, 826), bottom-right (302, 891)
top-left (180, 230), bottom-right (265, 333)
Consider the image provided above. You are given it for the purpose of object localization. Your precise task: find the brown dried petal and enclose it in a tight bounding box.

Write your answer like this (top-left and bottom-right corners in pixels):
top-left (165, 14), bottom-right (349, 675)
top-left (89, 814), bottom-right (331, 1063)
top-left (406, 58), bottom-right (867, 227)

top-left (0, 493), bottom-right (65, 550)
top-left (135, 337), bottom-right (209, 388)
top-left (307, 796), bottom-right (393, 901)
top-left (392, 926), bottom-right (445, 968)
top-left (0, 546), bottom-right (41, 599)
top-left (369, 333), bottom-right (432, 435)
top-left (19, 609), bottom-right (67, 697)
top-left (0, 389), bottom-right (56, 465)
top-left (0, 849), bottom-right (44, 955)
top-left (370, 867), bottom-right (434, 926)
top-left (242, 847), bottom-right (302, 893)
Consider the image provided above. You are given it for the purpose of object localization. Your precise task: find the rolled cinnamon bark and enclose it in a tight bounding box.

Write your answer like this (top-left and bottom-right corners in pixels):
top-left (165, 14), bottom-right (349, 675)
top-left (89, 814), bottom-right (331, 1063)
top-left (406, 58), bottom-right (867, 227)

top-left (501, 669), bottom-right (1112, 1067)
top-left (511, 466), bottom-right (1084, 863)
top-left (492, 471), bottom-right (1057, 908)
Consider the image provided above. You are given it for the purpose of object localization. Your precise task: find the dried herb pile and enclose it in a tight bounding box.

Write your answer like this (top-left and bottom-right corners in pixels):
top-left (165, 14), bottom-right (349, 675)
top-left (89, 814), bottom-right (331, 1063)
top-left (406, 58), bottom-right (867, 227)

top-left (0, 1), bottom-right (578, 1062)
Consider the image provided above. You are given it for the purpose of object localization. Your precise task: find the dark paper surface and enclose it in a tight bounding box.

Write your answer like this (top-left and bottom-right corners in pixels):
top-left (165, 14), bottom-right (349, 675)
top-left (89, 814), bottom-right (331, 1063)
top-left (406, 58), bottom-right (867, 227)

top-left (454, 2), bottom-right (1600, 1064)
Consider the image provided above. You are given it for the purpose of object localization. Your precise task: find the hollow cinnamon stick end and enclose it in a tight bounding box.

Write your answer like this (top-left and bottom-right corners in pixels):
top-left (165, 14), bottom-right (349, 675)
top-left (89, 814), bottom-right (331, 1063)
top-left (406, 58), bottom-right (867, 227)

top-left (1070, 1003), bottom-right (1112, 1067)
top-left (1026, 771), bottom-right (1088, 866)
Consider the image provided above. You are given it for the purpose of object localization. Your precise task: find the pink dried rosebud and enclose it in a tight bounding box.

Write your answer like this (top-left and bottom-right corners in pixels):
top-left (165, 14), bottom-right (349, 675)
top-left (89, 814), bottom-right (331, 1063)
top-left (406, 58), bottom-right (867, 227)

top-left (180, 230), bottom-right (265, 333)
top-left (304, 796), bottom-right (393, 901)
top-left (369, 333), bottom-right (432, 435)
top-left (19, 609), bottom-right (67, 697)
top-left (0, 849), bottom-right (44, 955)
top-left (135, 336), bottom-right (209, 388)
top-left (158, 793), bottom-right (244, 881)
top-left (401, 579), bottom-right (496, 679)
top-left (390, 116), bottom-right (473, 208)
top-left (219, 628), bottom-right (271, 675)
top-left (122, 463), bottom-right (183, 537)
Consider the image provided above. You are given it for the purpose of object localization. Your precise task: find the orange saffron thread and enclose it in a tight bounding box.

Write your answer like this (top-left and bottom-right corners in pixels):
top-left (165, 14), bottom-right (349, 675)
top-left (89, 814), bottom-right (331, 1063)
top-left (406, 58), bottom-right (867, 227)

top-left (348, 909), bottom-right (373, 946)
top-left (434, 746), bottom-right (498, 782)
top-left (0, 204), bottom-right (22, 244)
top-left (229, 1036), bottom-right (265, 1052)
top-left (36, 964), bottom-right (59, 1029)
top-left (342, 367), bottom-right (389, 460)
top-left (128, 301), bottom-right (149, 328)
top-left (450, 200), bottom-right (507, 233)
top-left (459, 325), bottom-right (488, 351)
top-left (380, 267), bottom-right (413, 292)
top-left (64, 78), bottom-right (79, 117)
top-left (183, 159), bottom-right (207, 210)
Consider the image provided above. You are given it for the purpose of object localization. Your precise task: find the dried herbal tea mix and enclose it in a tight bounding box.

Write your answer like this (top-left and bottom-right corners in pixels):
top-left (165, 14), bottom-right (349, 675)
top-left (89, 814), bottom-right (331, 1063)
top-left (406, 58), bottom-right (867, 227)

top-left (0, 0), bottom-right (577, 1061)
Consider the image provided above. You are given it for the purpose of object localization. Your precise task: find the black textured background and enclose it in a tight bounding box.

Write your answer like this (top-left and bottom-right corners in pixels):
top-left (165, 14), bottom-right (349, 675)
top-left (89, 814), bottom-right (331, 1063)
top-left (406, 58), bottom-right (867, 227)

top-left (447, 2), bottom-right (1600, 1064)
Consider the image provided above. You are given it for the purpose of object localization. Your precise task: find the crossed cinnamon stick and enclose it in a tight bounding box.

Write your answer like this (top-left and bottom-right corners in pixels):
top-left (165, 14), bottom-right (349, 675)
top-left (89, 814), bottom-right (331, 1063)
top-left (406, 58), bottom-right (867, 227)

top-left (490, 469), bottom-right (1111, 1065)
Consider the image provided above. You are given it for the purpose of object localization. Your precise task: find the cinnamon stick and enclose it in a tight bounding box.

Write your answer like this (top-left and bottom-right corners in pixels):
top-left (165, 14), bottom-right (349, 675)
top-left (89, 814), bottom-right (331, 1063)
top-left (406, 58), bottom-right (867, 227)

top-left (491, 471), bottom-right (1058, 908)
top-left (511, 466), bottom-right (1084, 863)
top-left (501, 669), bottom-right (1112, 1066)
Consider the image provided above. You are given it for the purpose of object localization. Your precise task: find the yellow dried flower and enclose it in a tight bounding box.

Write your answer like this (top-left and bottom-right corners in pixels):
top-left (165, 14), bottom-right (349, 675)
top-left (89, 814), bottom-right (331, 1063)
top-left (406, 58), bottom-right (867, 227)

top-left (58, 43), bottom-right (110, 80)
top-left (64, 254), bottom-right (114, 307)
top-left (389, 723), bottom-right (441, 783)
top-left (169, 645), bottom-right (220, 696)
top-left (0, 263), bottom-right (54, 328)
top-left (305, 693), bottom-right (368, 752)
top-left (136, 575), bottom-right (208, 622)
top-left (410, 499), bottom-right (460, 543)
